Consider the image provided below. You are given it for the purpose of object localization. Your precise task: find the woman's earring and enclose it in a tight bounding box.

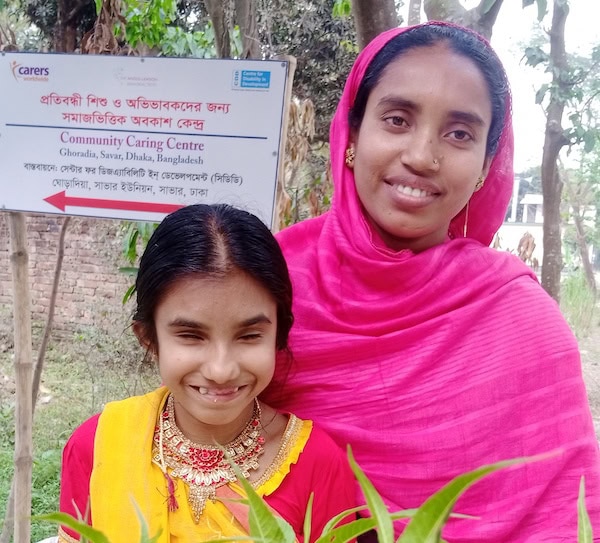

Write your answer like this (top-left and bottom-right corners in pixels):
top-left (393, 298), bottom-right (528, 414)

top-left (475, 176), bottom-right (485, 191)
top-left (345, 147), bottom-right (355, 167)
top-left (463, 200), bottom-right (470, 238)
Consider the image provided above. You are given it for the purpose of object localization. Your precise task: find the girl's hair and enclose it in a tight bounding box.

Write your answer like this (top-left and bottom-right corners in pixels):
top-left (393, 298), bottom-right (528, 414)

top-left (133, 204), bottom-right (293, 353)
top-left (349, 23), bottom-right (509, 158)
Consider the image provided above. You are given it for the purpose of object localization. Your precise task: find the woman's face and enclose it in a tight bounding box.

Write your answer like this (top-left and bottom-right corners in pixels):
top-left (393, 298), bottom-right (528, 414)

top-left (351, 43), bottom-right (492, 252)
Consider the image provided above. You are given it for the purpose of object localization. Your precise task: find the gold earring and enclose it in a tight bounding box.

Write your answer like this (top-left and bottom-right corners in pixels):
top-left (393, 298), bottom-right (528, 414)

top-left (463, 200), bottom-right (470, 238)
top-left (475, 176), bottom-right (485, 191)
top-left (345, 147), bottom-right (355, 167)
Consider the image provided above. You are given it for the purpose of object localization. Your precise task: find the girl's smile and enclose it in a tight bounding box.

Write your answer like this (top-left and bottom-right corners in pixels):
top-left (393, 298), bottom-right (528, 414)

top-left (148, 271), bottom-right (278, 444)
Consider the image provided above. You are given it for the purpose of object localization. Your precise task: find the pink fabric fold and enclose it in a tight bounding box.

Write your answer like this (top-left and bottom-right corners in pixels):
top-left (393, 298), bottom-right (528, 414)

top-left (263, 23), bottom-right (600, 542)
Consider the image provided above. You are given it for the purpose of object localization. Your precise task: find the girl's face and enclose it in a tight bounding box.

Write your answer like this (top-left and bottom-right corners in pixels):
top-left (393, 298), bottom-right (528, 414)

top-left (144, 271), bottom-right (278, 443)
top-left (351, 43), bottom-right (492, 252)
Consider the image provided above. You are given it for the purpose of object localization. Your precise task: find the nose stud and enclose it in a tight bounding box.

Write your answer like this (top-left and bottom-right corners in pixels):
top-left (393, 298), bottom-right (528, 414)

top-left (433, 158), bottom-right (439, 165)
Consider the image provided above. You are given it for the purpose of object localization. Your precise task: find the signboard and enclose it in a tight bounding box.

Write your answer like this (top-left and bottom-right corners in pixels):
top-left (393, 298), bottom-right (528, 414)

top-left (0, 52), bottom-right (289, 225)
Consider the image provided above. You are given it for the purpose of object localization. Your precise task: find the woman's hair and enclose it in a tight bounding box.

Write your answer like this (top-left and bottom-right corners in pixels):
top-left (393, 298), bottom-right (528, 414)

top-left (133, 203), bottom-right (294, 353)
top-left (349, 23), bottom-right (509, 158)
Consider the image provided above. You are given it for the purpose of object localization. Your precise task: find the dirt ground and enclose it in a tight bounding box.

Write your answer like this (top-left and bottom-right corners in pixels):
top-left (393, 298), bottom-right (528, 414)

top-left (579, 327), bottom-right (600, 438)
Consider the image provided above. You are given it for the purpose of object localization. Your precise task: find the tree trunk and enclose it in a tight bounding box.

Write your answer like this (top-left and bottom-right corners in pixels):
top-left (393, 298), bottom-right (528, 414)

top-left (32, 217), bottom-right (71, 404)
top-left (352, 0), bottom-right (398, 50)
top-left (9, 213), bottom-right (33, 543)
top-left (423, 0), bottom-right (505, 40)
top-left (407, 0), bottom-right (422, 25)
top-left (205, 0), bottom-right (231, 58)
top-left (53, 0), bottom-right (88, 52)
top-left (571, 203), bottom-right (596, 296)
top-left (235, 0), bottom-right (260, 59)
top-left (563, 173), bottom-right (596, 296)
top-left (540, 0), bottom-right (570, 301)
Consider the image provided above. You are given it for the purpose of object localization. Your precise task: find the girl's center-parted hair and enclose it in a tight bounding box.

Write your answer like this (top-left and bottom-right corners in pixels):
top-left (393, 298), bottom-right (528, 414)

top-left (349, 23), bottom-right (510, 158)
top-left (133, 203), bottom-right (294, 354)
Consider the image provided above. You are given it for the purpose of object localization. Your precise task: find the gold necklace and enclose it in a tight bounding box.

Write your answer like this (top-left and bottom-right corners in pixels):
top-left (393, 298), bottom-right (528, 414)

top-left (152, 394), bottom-right (265, 523)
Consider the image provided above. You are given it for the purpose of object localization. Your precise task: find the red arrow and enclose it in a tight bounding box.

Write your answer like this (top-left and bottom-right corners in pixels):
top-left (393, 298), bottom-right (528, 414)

top-left (44, 191), bottom-right (184, 214)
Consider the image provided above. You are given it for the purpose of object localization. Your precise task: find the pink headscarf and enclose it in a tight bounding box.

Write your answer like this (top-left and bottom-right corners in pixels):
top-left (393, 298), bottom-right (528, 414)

top-left (330, 22), bottom-right (514, 246)
top-left (264, 22), bottom-right (600, 541)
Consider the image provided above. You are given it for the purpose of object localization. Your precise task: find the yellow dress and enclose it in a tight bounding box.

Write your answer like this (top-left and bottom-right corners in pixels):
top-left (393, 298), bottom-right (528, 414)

top-left (59, 387), bottom-right (311, 543)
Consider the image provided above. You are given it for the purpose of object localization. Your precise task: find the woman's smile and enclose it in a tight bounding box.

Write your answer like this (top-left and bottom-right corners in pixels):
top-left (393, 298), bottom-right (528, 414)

top-left (384, 176), bottom-right (440, 206)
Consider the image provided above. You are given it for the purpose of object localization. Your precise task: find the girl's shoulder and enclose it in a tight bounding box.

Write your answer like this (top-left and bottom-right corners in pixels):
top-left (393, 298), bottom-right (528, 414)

top-left (64, 413), bottom-right (100, 459)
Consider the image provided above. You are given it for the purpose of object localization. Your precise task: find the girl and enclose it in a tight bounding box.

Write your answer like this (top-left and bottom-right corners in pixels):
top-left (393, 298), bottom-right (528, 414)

top-left (58, 204), bottom-right (357, 543)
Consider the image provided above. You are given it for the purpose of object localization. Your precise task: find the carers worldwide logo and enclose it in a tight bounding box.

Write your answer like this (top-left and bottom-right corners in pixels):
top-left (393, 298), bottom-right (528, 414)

top-left (10, 60), bottom-right (50, 82)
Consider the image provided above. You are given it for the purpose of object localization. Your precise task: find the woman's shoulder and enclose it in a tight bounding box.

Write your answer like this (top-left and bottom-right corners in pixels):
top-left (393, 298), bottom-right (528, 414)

top-left (276, 214), bottom-right (328, 256)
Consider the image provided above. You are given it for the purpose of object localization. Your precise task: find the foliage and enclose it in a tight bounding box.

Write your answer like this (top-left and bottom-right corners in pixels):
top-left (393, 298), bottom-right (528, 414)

top-left (120, 221), bottom-right (157, 303)
top-left (36, 446), bottom-right (594, 543)
top-left (22, 0), bottom-right (97, 50)
top-left (332, 0), bottom-right (352, 18)
top-left (523, 34), bottom-right (600, 158)
top-left (579, 477), bottom-right (593, 542)
top-left (116, 0), bottom-right (178, 50)
top-left (258, 0), bottom-right (357, 141)
top-left (0, 0), bottom-right (46, 50)
top-left (560, 271), bottom-right (596, 337)
top-left (0, 302), bottom-right (159, 541)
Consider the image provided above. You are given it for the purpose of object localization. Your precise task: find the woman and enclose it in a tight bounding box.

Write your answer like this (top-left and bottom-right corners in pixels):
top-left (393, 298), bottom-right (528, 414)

top-left (263, 22), bottom-right (600, 541)
top-left (58, 204), bottom-right (356, 543)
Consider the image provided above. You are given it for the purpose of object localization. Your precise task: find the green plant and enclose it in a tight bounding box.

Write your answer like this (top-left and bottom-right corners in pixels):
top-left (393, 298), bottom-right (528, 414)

top-left (120, 221), bottom-right (158, 303)
top-left (560, 270), bottom-right (596, 337)
top-left (36, 448), bottom-right (594, 543)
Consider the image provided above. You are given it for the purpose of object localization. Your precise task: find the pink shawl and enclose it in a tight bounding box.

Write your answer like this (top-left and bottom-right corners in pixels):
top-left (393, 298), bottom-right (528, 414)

top-left (263, 23), bottom-right (600, 541)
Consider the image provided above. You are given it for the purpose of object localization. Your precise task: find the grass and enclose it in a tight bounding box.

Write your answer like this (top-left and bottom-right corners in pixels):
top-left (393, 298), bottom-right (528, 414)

top-left (560, 270), bottom-right (597, 338)
top-left (0, 304), bottom-right (158, 542)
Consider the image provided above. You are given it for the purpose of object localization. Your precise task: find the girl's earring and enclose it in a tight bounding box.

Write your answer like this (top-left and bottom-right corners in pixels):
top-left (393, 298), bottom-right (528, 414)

top-left (345, 147), bottom-right (355, 167)
top-left (475, 176), bottom-right (485, 191)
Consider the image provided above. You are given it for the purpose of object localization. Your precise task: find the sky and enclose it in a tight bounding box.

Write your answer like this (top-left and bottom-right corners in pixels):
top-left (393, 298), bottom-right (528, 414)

top-left (400, 0), bottom-right (600, 172)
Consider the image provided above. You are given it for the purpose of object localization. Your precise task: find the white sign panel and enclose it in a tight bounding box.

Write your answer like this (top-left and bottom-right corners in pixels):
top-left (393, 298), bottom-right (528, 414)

top-left (0, 52), bottom-right (288, 225)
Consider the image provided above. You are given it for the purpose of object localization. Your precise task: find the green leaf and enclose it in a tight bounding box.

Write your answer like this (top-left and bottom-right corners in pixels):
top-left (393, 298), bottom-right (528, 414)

top-left (481, 0), bottom-right (497, 14)
top-left (132, 500), bottom-right (162, 543)
top-left (522, 0), bottom-right (547, 20)
top-left (316, 517), bottom-right (380, 543)
top-left (397, 455), bottom-right (550, 542)
top-left (303, 492), bottom-right (314, 543)
top-left (332, 0), bottom-right (351, 18)
top-left (34, 513), bottom-right (110, 543)
top-left (228, 461), bottom-right (296, 543)
top-left (94, 0), bottom-right (102, 15)
top-left (578, 477), bottom-right (593, 542)
top-left (320, 505), bottom-right (369, 534)
top-left (348, 445), bottom-right (394, 543)
top-left (315, 510), bottom-right (420, 543)
top-left (583, 132), bottom-right (597, 154)
top-left (122, 283), bottom-right (136, 305)
top-left (535, 0), bottom-right (548, 21)
top-left (535, 84), bottom-right (549, 104)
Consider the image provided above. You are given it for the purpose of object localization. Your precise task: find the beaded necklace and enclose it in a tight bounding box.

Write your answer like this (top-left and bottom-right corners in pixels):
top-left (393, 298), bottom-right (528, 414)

top-left (152, 394), bottom-right (265, 523)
